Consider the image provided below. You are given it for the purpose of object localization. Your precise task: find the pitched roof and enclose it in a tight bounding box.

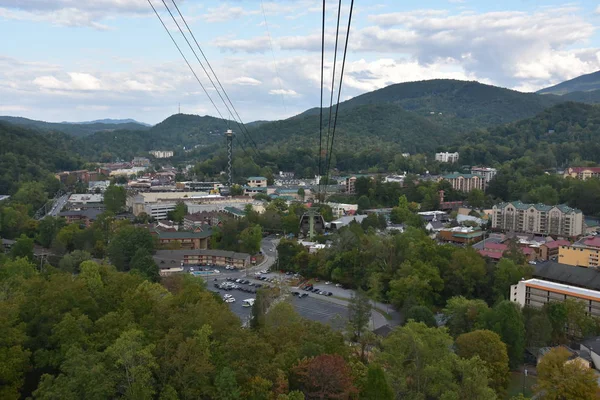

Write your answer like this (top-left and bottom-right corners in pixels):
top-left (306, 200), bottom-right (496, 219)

top-left (496, 201), bottom-right (581, 213)
top-left (479, 250), bottom-right (503, 259)
top-left (247, 176), bottom-right (267, 181)
top-left (543, 239), bottom-right (570, 249)
top-left (583, 237), bottom-right (600, 248)
top-left (151, 228), bottom-right (212, 239)
top-left (442, 173), bottom-right (479, 179)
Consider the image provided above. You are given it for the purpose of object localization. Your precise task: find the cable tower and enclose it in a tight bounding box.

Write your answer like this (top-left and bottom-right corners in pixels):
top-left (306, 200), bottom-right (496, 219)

top-left (226, 129), bottom-right (234, 188)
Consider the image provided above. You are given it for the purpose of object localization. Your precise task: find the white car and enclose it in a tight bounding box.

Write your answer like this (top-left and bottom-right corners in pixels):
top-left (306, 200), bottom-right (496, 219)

top-left (225, 297), bottom-right (236, 303)
top-left (325, 281), bottom-right (331, 285)
top-left (190, 267), bottom-right (195, 271)
top-left (335, 283), bottom-right (342, 287)
top-left (213, 270), bottom-right (220, 273)
top-left (223, 294), bottom-right (233, 299)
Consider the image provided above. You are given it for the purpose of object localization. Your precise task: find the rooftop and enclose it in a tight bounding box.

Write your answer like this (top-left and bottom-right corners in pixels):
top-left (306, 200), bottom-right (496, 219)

top-left (59, 208), bottom-right (104, 220)
top-left (154, 249), bottom-right (250, 265)
top-left (533, 261), bottom-right (600, 291)
top-left (247, 176), bottom-right (267, 181)
top-left (150, 228), bottom-right (212, 239)
top-left (523, 278), bottom-right (600, 302)
top-left (543, 239), bottom-right (571, 249)
top-left (495, 200), bottom-right (582, 214)
top-left (442, 173), bottom-right (479, 179)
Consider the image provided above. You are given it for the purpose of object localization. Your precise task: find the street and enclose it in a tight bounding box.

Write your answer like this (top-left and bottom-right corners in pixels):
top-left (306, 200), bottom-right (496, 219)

top-left (47, 193), bottom-right (69, 217)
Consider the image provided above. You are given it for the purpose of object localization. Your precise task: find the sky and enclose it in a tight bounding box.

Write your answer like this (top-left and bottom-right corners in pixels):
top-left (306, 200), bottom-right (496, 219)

top-left (0, 0), bottom-right (599, 125)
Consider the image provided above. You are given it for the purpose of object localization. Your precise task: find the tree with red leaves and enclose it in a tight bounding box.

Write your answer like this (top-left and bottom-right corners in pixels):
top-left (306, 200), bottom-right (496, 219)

top-left (290, 354), bottom-right (358, 400)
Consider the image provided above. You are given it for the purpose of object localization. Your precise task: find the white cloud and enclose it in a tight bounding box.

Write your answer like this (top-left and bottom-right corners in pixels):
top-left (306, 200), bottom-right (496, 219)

top-left (230, 77), bottom-right (262, 86)
top-left (268, 88), bottom-right (299, 97)
top-left (0, 105), bottom-right (29, 112)
top-left (595, 6), bottom-right (600, 15)
top-left (214, 36), bottom-right (271, 53)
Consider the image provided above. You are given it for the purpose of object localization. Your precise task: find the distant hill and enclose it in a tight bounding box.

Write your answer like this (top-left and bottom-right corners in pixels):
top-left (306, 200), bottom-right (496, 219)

top-left (537, 70), bottom-right (600, 95)
top-left (0, 116), bottom-right (150, 137)
top-left (0, 122), bottom-right (82, 194)
top-left (298, 79), bottom-right (564, 130)
top-left (68, 118), bottom-right (152, 126)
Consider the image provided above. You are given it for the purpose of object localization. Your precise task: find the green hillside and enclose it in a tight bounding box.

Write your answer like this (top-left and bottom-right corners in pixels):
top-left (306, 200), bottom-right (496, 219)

top-left (300, 79), bottom-right (563, 129)
top-left (0, 122), bottom-right (82, 194)
top-left (0, 116), bottom-right (150, 137)
top-left (537, 70), bottom-right (600, 95)
top-left (456, 102), bottom-right (600, 167)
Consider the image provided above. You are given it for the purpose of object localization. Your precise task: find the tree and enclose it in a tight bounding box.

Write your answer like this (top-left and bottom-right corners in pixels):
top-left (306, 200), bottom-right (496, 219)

top-left (10, 234), bottom-right (34, 260)
top-left (130, 248), bottom-right (160, 282)
top-left (37, 216), bottom-right (66, 248)
top-left (107, 226), bottom-right (154, 271)
top-left (104, 185), bottom-right (126, 213)
top-left (357, 195), bottom-right (371, 211)
top-left (361, 364), bottom-right (394, 400)
top-left (297, 188), bottom-right (305, 202)
top-left (167, 202), bottom-right (187, 224)
top-left (290, 355), bottom-right (357, 400)
top-left (406, 305), bottom-right (437, 327)
top-left (58, 250), bottom-right (92, 273)
top-left (12, 181), bottom-right (48, 212)
top-left (502, 238), bottom-right (527, 265)
top-left (215, 367), bottom-right (241, 400)
top-left (486, 301), bottom-right (526, 369)
top-left (493, 259), bottom-right (533, 301)
top-left (443, 296), bottom-right (489, 337)
top-left (456, 330), bottom-right (510, 396)
top-left (240, 225), bottom-right (262, 255)
top-left (347, 290), bottom-right (372, 361)
top-left (535, 347), bottom-right (598, 400)
top-left (467, 188), bottom-right (486, 208)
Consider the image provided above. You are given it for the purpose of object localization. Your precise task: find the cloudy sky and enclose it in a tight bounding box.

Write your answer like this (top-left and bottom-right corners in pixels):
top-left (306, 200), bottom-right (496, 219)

top-left (1, 0), bottom-right (599, 124)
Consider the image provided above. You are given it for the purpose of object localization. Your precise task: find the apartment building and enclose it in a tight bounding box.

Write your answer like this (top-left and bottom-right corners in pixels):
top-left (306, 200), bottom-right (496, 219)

top-left (563, 167), bottom-right (600, 181)
top-left (435, 152), bottom-right (459, 163)
top-left (511, 279), bottom-right (600, 318)
top-left (149, 150), bottom-right (174, 159)
top-left (471, 167), bottom-right (497, 185)
top-left (440, 173), bottom-right (484, 193)
top-left (492, 201), bottom-right (583, 237)
top-left (558, 236), bottom-right (600, 268)
top-left (183, 212), bottom-right (221, 231)
top-left (150, 228), bottom-right (211, 250)
top-left (154, 249), bottom-right (251, 270)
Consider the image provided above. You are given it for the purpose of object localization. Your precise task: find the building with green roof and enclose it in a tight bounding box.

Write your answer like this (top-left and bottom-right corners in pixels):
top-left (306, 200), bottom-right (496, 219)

top-left (492, 201), bottom-right (583, 237)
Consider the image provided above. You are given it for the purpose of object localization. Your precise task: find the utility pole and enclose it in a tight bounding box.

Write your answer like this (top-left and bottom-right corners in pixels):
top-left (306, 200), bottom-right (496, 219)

top-left (226, 129), bottom-right (233, 188)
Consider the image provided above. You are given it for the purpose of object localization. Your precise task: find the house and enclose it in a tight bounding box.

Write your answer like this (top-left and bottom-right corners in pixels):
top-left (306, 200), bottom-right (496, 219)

top-left (59, 209), bottom-right (104, 227)
top-left (477, 241), bottom-right (536, 262)
top-left (540, 239), bottom-right (570, 261)
top-left (153, 249), bottom-right (251, 271)
top-left (149, 150), bottom-right (174, 158)
top-left (426, 220), bottom-right (445, 233)
top-left (439, 173), bottom-right (484, 193)
top-left (247, 176), bottom-right (268, 188)
top-left (2, 238), bottom-right (15, 251)
top-left (329, 215), bottom-right (367, 230)
top-left (243, 186), bottom-right (269, 197)
top-left (132, 157), bottom-right (151, 167)
top-left (492, 201), bottom-right (584, 237)
top-left (579, 337), bottom-right (600, 371)
top-left (150, 227), bottom-right (211, 250)
top-left (563, 167), bottom-right (600, 181)
top-left (558, 236), bottom-right (600, 268)
top-left (537, 346), bottom-right (593, 369)
top-left (435, 152), bottom-right (459, 163)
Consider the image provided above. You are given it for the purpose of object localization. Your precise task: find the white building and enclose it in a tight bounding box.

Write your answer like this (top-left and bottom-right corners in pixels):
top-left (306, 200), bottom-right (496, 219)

top-left (435, 152), bottom-right (460, 163)
top-left (492, 201), bottom-right (584, 237)
top-left (327, 202), bottom-right (359, 218)
top-left (471, 167), bottom-right (498, 185)
top-left (149, 150), bottom-right (174, 159)
top-left (384, 174), bottom-right (406, 184)
top-left (511, 279), bottom-right (600, 319)
top-left (247, 176), bottom-right (268, 188)
top-left (68, 194), bottom-right (103, 204)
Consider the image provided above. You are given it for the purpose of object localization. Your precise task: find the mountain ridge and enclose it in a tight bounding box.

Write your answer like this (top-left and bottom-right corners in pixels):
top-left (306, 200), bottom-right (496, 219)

top-left (537, 70), bottom-right (600, 95)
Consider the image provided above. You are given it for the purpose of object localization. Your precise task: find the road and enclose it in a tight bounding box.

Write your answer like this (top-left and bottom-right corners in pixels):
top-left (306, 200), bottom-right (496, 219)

top-left (190, 235), bottom-right (399, 330)
top-left (47, 194), bottom-right (69, 217)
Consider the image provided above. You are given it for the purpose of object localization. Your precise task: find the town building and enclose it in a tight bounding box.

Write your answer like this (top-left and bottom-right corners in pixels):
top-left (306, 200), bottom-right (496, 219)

top-left (176, 181), bottom-right (223, 192)
top-left (439, 173), bottom-right (485, 193)
top-left (563, 167), bottom-right (600, 181)
top-left (558, 236), bottom-right (600, 268)
top-left (109, 167), bottom-right (147, 177)
top-left (511, 278), bottom-right (600, 318)
top-left (149, 150), bottom-right (174, 158)
top-left (471, 167), bottom-right (497, 185)
top-left (68, 194), bottom-right (103, 205)
top-left (492, 201), bottom-right (584, 237)
top-left (59, 209), bottom-right (104, 227)
top-left (327, 203), bottom-right (359, 218)
top-left (540, 239), bottom-right (570, 261)
top-left (132, 157), bottom-right (151, 167)
top-left (183, 212), bottom-right (222, 231)
top-left (154, 249), bottom-right (251, 275)
top-left (88, 180), bottom-right (111, 193)
top-left (438, 226), bottom-right (484, 244)
top-left (435, 152), bottom-right (459, 163)
top-left (328, 215), bottom-right (367, 230)
top-left (344, 176), bottom-right (357, 194)
top-left (55, 170), bottom-right (91, 184)
top-left (150, 228), bottom-right (211, 250)
top-left (243, 186), bottom-right (269, 197)
top-left (247, 176), bottom-right (268, 188)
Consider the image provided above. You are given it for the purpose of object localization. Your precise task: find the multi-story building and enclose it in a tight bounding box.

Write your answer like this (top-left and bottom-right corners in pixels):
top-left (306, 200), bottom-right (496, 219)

top-left (150, 228), bottom-right (211, 250)
top-left (183, 212), bottom-right (221, 230)
top-left (563, 167), bottom-right (600, 181)
top-left (149, 150), bottom-right (174, 159)
top-left (439, 173), bottom-right (484, 193)
top-left (246, 176), bottom-right (268, 188)
top-left (471, 167), bottom-right (497, 185)
top-left (511, 278), bottom-right (600, 319)
top-left (176, 181), bottom-right (223, 192)
top-left (154, 249), bottom-right (251, 272)
top-left (438, 226), bottom-right (484, 244)
top-left (55, 170), bottom-right (91, 184)
top-left (132, 157), bottom-right (151, 167)
top-left (435, 152), bottom-right (459, 163)
top-left (558, 236), bottom-right (600, 268)
top-left (492, 201), bottom-right (584, 237)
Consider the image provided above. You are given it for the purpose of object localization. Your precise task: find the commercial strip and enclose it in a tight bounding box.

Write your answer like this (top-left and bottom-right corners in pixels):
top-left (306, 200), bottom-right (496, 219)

top-left (154, 249), bottom-right (251, 276)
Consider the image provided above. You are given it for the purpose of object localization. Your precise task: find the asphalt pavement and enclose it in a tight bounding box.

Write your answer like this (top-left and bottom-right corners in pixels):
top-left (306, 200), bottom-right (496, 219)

top-left (48, 194), bottom-right (69, 217)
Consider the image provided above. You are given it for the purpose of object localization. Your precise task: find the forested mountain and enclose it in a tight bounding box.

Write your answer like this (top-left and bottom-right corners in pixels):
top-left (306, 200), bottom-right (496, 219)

top-left (299, 79), bottom-right (564, 128)
top-left (0, 122), bottom-right (82, 194)
top-left (0, 116), bottom-right (150, 137)
top-left (72, 118), bottom-right (151, 126)
top-left (457, 102), bottom-right (600, 167)
top-left (537, 70), bottom-right (600, 95)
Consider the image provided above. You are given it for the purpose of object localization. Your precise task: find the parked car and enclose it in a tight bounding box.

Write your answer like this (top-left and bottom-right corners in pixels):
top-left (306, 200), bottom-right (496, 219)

top-left (325, 281), bottom-right (331, 285)
top-left (300, 293), bottom-right (308, 298)
top-left (327, 292), bottom-right (333, 296)
top-left (225, 297), bottom-right (235, 303)
top-left (292, 291), bottom-right (300, 296)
